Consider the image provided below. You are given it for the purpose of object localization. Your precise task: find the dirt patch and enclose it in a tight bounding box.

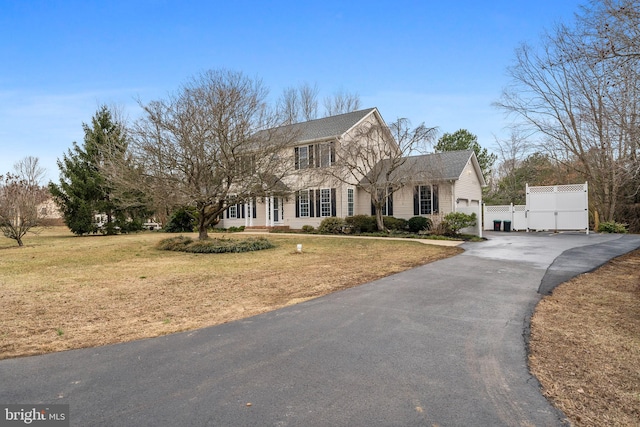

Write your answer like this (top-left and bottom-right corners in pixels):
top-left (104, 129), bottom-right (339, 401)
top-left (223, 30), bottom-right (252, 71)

top-left (529, 249), bottom-right (640, 426)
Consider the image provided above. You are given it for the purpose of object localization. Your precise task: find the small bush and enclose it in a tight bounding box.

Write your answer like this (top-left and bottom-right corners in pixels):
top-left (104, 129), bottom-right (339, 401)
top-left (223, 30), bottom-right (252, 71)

top-left (442, 212), bottom-right (477, 236)
top-left (318, 217), bottom-right (346, 234)
top-left (301, 225), bottom-right (315, 233)
top-left (227, 226), bottom-right (245, 233)
top-left (383, 216), bottom-right (408, 231)
top-left (345, 215), bottom-right (377, 233)
top-left (598, 221), bottom-right (628, 233)
top-left (156, 235), bottom-right (193, 251)
top-left (408, 216), bottom-right (433, 233)
top-left (157, 236), bottom-right (274, 253)
top-left (165, 207), bottom-right (196, 233)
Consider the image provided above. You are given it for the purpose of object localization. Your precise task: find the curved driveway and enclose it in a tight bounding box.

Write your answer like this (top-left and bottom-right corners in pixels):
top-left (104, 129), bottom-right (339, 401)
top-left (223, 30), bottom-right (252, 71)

top-left (2, 232), bottom-right (639, 426)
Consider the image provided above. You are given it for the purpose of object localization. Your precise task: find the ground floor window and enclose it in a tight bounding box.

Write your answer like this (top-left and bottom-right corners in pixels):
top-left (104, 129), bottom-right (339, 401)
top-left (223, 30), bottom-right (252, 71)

top-left (296, 188), bottom-right (336, 218)
top-left (414, 184), bottom-right (439, 215)
top-left (347, 188), bottom-right (354, 217)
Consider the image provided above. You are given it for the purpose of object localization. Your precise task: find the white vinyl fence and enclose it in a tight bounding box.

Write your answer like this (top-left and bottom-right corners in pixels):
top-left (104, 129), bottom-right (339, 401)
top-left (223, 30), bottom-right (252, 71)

top-left (483, 204), bottom-right (526, 231)
top-left (484, 182), bottom-right (589, 234)
top-left (526, 182), bottom-right (589, 233)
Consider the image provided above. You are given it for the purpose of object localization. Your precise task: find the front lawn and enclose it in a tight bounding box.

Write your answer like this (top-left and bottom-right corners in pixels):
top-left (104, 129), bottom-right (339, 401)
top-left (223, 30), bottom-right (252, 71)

top-left (0, 227), bottom-right (461, 359)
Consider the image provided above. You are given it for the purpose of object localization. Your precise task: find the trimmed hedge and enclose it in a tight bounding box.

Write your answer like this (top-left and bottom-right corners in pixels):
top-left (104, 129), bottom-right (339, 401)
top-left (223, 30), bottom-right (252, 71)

top-left (344, 215), bottom-right (377, 233)
top-left (318, 217), bottom-right (346, 234)
top-left (157, 236), bottom-right (275, 253)
top-left (408, 216), bottom-right (432, 233)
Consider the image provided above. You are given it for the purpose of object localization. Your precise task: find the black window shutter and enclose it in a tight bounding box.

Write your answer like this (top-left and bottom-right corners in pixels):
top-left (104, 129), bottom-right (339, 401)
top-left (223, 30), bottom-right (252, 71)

top-left (331, 188), bottom-right (336, 217)
top-left (388, 188), bottom-right (394, 216)
top-left (308, 145), bottom-right (314, 168)
top-left (433, 185), bottom-right (439, 213)
top-left (413, 186), bottom-right (419, 216)
top-left (309, 190), bottom-right (315, 217)
top-left (295, 193), bottom-right (300, 218)
top-left (240, 203), bottom-right (245, 219)
top-left (253, 198), bottom-right (257, 218)
top-left (330, 142), bottom-right (336, 164)
top-left (371, 201), bottom-right (375, 215)
top-left (315, 189), bottom-right (321, 217)
top-left (294, 147), bottom-right (299, 170)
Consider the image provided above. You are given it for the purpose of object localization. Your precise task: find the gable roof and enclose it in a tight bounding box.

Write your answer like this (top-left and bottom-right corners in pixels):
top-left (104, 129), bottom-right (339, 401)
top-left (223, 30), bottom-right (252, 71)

top-left (361, 150), bottom-right (486, 186)
top-left (255, 108), bottom-right (378, 144)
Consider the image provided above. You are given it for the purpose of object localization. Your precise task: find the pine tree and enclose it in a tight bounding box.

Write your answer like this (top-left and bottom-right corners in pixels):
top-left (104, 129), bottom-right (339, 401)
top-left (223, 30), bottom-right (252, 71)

top-left (49, 106), bottom-right (135, 235)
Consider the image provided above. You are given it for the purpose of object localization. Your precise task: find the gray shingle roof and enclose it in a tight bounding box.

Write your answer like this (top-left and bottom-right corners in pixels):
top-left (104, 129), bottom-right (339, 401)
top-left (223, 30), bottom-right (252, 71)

top-left (256, 108), bottom-right (376, 143)
top-left (361, 150), bottom-right (478, 184)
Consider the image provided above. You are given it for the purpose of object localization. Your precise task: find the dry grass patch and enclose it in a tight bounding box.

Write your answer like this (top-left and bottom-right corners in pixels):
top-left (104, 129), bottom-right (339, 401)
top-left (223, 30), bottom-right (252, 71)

top-left (0, 227), bottom-right (460, 359)
top-left (529, 249), bottom-right (640, 427)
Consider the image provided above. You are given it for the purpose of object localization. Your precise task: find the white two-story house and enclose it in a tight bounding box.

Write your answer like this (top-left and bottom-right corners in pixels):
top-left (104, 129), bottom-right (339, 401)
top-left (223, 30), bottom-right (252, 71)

top-left (216, 108), bottom-right (485, 231)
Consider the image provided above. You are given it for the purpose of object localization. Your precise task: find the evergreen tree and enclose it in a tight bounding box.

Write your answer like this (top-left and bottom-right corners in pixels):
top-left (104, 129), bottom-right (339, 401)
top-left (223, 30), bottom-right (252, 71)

top-left (434, 129), bottom-right (497, 180)
top-left (49, 106), bottom-right (135, 235)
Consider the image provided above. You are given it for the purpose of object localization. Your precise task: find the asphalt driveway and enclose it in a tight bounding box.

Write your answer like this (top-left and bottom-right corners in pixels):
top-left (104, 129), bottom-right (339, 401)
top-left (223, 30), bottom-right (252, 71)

top-left (1, 232), bottom-right (639, 426)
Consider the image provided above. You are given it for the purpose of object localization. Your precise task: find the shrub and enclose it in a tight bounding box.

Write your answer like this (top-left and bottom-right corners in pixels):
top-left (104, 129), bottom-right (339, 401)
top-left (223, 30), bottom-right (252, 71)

top-left (227, 226), bottom-right (245, 233)
top-left (301, 225), bottom-right (315, 233)
top-left (407, 216), bottom-right (432, 233)
top-left (383, 216), bottom-right (408, 231)
top-left (157, 236), bottom-right (274, 253)
top-left (318, 217), bottom-right (346, 234)
top-left (345, 215), bottom-right (377, 233)
top-left (165, 207), bottom-right (196, 233)
top-left (441, 212), bottom-right (477, 236)
top-left (156, 235), bottom-right (193, 251)
top-left (598, 221), bottom-right (628, 233)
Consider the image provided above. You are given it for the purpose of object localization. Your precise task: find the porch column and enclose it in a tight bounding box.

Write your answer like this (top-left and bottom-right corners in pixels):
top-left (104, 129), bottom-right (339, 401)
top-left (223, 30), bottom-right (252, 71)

top-left (265, 197), bottom-right (270, 227)
top-left (269, 195), bottom-right (275, 227)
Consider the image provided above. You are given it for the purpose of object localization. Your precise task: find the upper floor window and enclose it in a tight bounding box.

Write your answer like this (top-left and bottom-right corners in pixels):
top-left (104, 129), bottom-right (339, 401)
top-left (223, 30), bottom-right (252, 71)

top-left (294, 142), bottom-right (335, 170)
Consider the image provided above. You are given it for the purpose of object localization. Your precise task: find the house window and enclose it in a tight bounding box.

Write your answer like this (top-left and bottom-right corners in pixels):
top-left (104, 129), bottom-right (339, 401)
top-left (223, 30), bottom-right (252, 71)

top-left (320, 188), bottom-right (332, 217)
top-left (295, 142), bottom-right (335, 169)
top-left (347, 188), bottom-right (354, 217)
top-left (295, 146), bottom-right (309, 170)
top-left (414, 185), bottom-right (439, 215)
top-left (298, 190), bottom-right (310, 217)
top-left (318, 142), bottom-right (335, 167)
top-left (228, 204), bottom-right (237, 219)
top-left (371, 188), bottom-right (393, 216)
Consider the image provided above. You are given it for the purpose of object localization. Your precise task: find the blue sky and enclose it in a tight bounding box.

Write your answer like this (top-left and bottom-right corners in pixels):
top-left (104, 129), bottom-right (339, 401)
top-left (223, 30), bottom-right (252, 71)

top-left (1, 0), bottom-right (584, 182)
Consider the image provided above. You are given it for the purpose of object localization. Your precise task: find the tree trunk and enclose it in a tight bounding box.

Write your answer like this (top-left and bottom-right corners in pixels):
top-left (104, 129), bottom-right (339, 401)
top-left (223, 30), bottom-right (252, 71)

top-left (374, 206), bottom-right (385, 231)
top-left (197, 206), bottom-right (209, 240)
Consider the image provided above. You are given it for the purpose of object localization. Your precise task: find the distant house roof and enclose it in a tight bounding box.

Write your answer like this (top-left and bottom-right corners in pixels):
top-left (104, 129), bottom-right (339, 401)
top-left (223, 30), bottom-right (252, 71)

top-left (361, 150), bottom-right (486, 186)
top-left (255, 108), bottom-right (378, 144)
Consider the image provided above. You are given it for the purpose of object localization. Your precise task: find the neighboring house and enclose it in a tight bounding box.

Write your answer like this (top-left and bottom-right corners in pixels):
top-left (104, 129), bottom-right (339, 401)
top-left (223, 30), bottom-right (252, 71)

top-left (38, 198), bottom-right (65, 226)
top-left (216, 108), bottom-right (486, 231)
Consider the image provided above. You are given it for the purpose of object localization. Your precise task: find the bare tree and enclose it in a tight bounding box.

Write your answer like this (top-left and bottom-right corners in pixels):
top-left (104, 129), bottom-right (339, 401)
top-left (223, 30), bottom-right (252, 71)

top-left (125, 69), bottom-right (297, 240)
top-left (323, 89), bottom-right (361, 116)
top-left (13, 156), bottom-right (45, 187)
top-left (299, 82), bottom-right (319, 121)
top-left (488, 129), bottom-right (533, 203)
top-left (276, 82), bottom-right (320, 124)
top-left (579, 0), bottom-right (640, 61)
top-left (332, 117), bottom-right (436, 230)
top-left (0, 157), bottom-right (49, 246)
top-left (495, 2), bottom-right (640, 221)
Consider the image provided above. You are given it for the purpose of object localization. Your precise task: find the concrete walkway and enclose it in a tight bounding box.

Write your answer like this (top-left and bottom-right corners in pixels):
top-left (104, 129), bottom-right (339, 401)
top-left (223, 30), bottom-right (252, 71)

top-left (1, 232), bottom-right (638, 426)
